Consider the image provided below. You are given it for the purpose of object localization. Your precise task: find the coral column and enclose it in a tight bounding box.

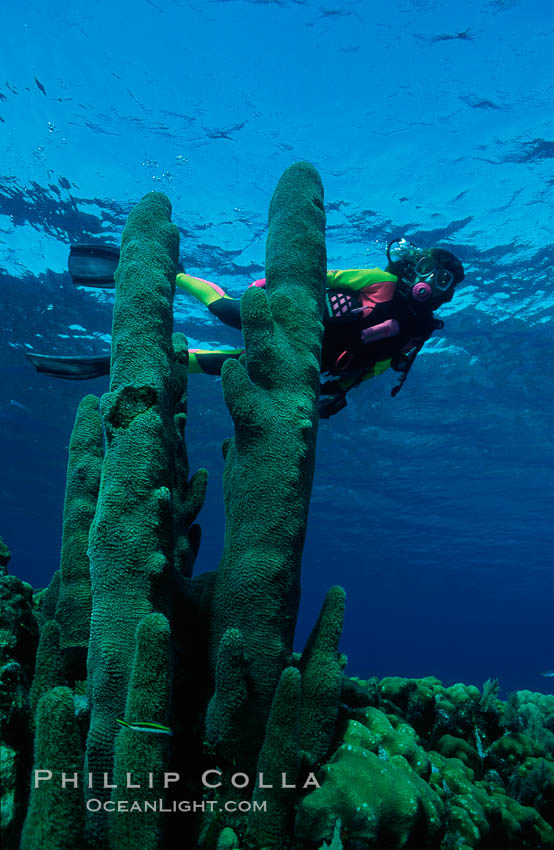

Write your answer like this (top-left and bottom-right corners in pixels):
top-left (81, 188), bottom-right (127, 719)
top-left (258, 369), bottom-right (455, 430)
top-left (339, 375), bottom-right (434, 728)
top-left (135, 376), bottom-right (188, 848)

top-left (208, 162), bottom-right (327, 767)
top-left (84, 192), bottom-right (183, 847)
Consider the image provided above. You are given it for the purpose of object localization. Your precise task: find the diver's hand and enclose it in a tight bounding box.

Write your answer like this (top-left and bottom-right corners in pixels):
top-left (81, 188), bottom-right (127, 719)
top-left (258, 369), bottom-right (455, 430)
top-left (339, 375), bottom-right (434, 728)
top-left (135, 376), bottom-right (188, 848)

top-left (318, 393), bottom-right (347, 419)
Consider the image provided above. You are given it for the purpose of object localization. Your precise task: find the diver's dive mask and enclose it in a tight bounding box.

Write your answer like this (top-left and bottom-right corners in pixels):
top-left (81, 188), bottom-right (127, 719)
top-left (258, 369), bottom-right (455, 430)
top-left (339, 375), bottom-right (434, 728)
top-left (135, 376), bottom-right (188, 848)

top-left (413, 256), bottom-right (454, 292)
top-left (386, 238), bottom-right (455, 305)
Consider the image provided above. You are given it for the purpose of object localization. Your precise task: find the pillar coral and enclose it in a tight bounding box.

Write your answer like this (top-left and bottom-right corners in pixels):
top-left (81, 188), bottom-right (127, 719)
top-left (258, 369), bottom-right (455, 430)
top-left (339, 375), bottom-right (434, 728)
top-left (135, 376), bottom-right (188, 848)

top-left (54, 394), bottom-right (103, 682)
top-left (298, 584), bottom-right (346, 769)
top-left (84, 191), bottom-right (204, 845)
top-left (248, 666), bottom-right (302, 847)
top-left (6, 166), bottom-right (357, 850)
top-left (110, 613), bottom-right (172, 849)
top-left (208, 161), bottom-right (327, 766)
top-left (20, 687), bottom-right (85, 850)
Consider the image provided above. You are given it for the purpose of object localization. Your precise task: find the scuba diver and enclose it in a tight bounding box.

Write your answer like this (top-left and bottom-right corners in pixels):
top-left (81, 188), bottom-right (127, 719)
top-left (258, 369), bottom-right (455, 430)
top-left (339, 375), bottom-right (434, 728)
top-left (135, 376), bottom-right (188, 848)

top-left (25, 239), bottom-right (464, 418)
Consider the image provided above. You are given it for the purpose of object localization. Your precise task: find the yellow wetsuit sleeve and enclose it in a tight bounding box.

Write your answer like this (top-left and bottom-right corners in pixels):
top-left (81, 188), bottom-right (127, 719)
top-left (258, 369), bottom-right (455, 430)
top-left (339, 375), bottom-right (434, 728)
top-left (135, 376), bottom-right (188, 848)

top-left (326, 268), bottom-right (397, 291)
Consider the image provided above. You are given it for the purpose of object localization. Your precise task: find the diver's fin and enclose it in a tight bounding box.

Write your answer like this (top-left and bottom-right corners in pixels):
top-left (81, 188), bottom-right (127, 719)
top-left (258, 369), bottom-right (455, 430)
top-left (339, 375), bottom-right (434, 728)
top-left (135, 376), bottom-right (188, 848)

top-left (25, 352), bottom-right (111, 380)
top-left (68, 243), bottom-right (120, 288)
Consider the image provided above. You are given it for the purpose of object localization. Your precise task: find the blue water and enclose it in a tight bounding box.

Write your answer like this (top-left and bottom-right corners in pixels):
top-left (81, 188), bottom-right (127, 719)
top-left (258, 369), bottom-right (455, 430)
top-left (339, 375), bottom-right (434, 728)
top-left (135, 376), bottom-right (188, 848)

top-left (1, 0), bottom-right (552, 698)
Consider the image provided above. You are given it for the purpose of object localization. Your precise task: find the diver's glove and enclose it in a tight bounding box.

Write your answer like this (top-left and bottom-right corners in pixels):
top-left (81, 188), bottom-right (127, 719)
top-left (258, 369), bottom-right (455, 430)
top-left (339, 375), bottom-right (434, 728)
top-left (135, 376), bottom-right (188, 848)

top-left (318, 392), bottom-right (347, 419)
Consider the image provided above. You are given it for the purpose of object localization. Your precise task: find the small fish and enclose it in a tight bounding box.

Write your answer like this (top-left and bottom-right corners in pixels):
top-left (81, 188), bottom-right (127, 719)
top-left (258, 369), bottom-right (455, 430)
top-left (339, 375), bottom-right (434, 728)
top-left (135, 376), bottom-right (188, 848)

top-left (432, 30), bottom-right (475, 42)
top-left (116, 718), bottom-right (173, 736)
top-left (34, 77), bottom-right (47, 96)
top-left (539, 671), bottom-right (554, 678)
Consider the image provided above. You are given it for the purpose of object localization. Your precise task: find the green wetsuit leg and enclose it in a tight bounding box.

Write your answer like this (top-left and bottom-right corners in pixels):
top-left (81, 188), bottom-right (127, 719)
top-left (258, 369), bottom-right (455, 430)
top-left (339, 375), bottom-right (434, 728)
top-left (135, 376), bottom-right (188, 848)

top-left (207, 297), bottom-right (242, 330)
top-left (176, 272), bottom-right (242, 330)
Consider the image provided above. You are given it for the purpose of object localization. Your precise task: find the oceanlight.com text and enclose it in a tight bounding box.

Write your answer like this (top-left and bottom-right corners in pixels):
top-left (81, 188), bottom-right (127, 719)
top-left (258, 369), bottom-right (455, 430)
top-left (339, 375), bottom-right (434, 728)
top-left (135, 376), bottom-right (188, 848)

top-left (86, 798), bottom-right (267, 814)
